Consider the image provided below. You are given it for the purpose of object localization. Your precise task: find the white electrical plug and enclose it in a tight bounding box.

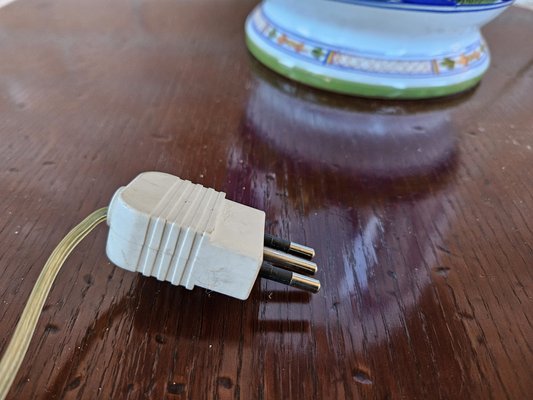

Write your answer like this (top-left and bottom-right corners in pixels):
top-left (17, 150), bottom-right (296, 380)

top-left (106, 172), bottom-right (320, 300)
top-left (0, 172), bottom-right (321, 399)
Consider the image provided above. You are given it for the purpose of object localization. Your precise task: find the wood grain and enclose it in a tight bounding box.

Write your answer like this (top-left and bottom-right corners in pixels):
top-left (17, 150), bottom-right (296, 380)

top-left (0, 1), bottom-right (532, 399)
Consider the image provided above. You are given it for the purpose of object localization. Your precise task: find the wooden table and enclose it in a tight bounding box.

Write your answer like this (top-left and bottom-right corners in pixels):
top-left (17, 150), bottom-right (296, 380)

top-left (0, 1), bottom-right (531, 399)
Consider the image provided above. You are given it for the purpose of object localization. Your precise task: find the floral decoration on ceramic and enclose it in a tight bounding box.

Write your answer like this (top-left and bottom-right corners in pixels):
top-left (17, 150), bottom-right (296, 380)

top-left (251, 8), bottom-right (488, 78)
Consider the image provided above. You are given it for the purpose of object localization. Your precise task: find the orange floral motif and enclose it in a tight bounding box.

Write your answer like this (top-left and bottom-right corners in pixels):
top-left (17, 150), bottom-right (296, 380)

top-left (293, 42), bottom-right (305, 53)
top-left (457, 55), bottom-right (469, 66)
top-left (467, 50), bottom-right (482, 62)
top-left (276, 34), bottom-right (305, 53)
top-left (254, 9), bottom-right (487, 76)
top-left (458, 50), bottom-right (482, 67)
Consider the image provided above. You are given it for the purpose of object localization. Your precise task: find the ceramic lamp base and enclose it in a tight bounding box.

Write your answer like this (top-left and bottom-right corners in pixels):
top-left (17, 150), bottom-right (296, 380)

top-left (245, 3), bottom-right (496, 99)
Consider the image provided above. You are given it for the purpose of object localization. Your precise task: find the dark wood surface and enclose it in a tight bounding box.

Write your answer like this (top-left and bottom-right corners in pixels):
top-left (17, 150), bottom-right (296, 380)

top-left (0, 1), bottom-right (532, 399)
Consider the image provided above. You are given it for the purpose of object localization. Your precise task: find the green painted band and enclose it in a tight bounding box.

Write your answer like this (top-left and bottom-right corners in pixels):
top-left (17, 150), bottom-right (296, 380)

top-left (246, 34), bottom-right (484, 99)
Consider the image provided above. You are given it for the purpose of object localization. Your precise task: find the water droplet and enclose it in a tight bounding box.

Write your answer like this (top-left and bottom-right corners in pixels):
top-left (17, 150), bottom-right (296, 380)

top-left (352, 369), bottom-right (373, 385)
top-left (45, 323), bottom-right (60, 334)
top-left (66, 376), bottom-right (81, 391)
top-left (83, 274), bottom-right (94, 285)
top-left (434, 266), bottom-right (450, 277)
top-left (217, 376), bottom-right (233, 389)
top-left (167, 382), bottom-right (185, 395)
top-left (155, 334), bottom-right (166, 344)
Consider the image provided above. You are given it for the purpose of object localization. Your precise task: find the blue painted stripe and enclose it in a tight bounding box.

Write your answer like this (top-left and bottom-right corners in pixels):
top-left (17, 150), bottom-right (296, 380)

top-left (334, 0), bottom-right (511, 5)
top-left (330, 0), bottom-right (513, 13)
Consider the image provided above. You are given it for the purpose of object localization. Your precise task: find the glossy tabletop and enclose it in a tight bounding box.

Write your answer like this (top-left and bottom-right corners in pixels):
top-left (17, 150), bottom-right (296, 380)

top-left (0, 1), bottom-right (532, 399)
